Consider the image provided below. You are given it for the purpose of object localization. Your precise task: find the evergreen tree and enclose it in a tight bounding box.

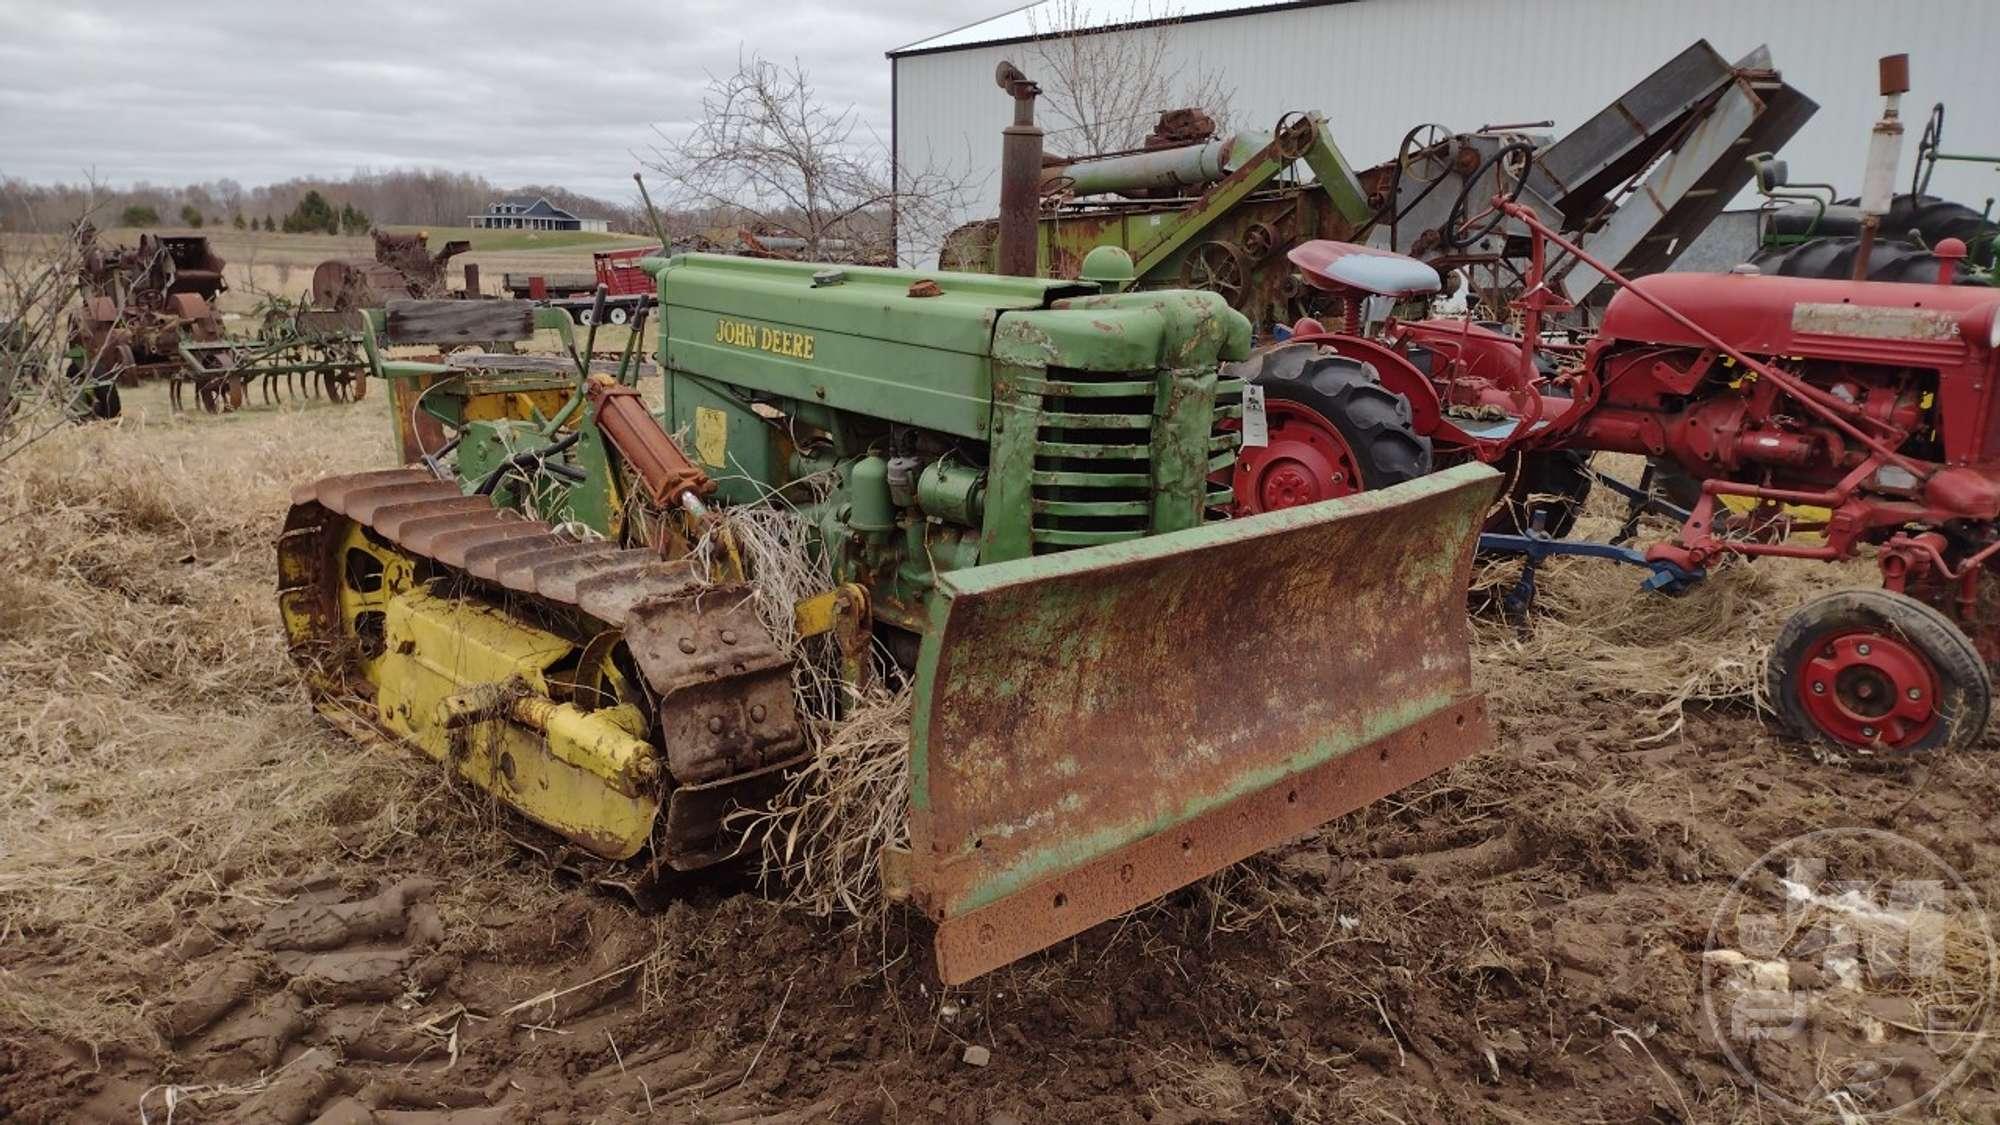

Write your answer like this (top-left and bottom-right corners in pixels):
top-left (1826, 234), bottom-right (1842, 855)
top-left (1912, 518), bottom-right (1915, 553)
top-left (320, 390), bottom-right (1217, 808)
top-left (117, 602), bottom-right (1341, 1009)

top-left (282, 191), bottom-right (340, 235)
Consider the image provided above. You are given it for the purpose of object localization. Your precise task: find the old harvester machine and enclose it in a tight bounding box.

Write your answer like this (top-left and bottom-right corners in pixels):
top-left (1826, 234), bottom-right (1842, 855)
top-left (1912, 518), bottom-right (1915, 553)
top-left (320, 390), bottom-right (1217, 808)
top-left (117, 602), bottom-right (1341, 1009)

top-left (1220, 57), bottom-right (2000, 755)
top-left (66, 227), bottom-right (228, 416)
top-left (312, 230), bottom-right (472, 310)
top-left (945, 42), bottom-right (1813, 331)
top-left (279, 217), bottom-right (1500, 978)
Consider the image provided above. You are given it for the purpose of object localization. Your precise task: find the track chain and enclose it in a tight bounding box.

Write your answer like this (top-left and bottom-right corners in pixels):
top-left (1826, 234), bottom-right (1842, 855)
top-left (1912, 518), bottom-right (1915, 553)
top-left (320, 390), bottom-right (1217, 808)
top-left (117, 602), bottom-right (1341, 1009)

top-left (278, 467), bottom-right (805, 876)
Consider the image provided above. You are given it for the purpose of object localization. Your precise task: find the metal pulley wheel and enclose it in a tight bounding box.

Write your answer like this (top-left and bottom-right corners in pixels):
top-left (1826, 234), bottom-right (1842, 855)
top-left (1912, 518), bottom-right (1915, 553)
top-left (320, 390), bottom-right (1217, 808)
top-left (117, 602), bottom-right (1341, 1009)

top-left (1242, 222), bottom-right (1281, 261)
top-left (1274, 112), bottom-right (1316, 160)
top-left (1181, 241), bottom-right (1251, 309)
top-left (1397, 124), bottom-right (1455, 183)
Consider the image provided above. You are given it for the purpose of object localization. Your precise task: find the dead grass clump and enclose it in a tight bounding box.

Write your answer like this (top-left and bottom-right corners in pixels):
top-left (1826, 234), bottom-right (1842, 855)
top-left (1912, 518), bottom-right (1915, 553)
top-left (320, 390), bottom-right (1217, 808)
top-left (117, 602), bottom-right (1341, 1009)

top-left (736, 688), bottom-right (913, 918)
top-left (1473, 464), bottom-right (1870, 738)
top-left (694, 490), bottom-right (917, 919)
top-left (0, 390), bottom-right (427, 1050)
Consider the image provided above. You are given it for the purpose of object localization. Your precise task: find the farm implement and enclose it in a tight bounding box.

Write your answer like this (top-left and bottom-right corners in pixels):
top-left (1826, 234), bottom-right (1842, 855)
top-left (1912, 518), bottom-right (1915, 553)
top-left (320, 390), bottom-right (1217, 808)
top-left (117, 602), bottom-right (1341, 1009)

top-left (277, 250), bottom-right (1501, 982)
top-left (64, 227), bottom-right (375, 414)
top-left (945, 41), bottom-right (1813, 330)
top-left (1227, 144), bottom-right (2000, 752)
top-left (1749, 68), bottom-right (2000, 286)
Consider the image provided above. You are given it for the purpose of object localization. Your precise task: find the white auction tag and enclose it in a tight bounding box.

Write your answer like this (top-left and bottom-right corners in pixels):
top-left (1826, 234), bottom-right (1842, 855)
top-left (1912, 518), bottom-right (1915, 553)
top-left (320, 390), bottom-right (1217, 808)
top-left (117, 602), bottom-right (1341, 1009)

top-left (1240, 384), bottom-right (1269, 448)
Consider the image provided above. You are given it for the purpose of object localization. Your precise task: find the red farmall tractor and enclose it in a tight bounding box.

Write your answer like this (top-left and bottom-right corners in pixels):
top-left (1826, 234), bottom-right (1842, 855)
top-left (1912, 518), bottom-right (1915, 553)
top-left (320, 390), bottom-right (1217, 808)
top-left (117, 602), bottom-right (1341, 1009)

top-left (1230, 201), bottom-right (2000, 754)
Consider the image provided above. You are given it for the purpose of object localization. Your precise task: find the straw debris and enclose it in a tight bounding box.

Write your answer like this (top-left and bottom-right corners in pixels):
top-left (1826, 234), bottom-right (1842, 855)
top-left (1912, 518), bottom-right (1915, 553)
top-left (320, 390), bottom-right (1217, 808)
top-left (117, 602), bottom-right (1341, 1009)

top-left (1472, 456), bottom-right (1869, 738)
top-left (692, 487), bottom-right (916, 919)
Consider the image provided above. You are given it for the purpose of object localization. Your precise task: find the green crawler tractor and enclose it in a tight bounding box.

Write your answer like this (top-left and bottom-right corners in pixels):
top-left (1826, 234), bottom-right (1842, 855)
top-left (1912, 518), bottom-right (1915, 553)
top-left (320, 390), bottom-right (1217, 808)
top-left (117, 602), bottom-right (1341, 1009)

top-left (278, 253), bottom-right (1500, 982)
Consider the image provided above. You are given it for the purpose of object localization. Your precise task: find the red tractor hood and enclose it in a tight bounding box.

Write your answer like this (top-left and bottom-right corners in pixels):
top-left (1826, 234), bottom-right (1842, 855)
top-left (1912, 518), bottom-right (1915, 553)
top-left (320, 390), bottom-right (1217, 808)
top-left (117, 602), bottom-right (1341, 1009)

top-left (1597, 272), bottom-right (2000, 359)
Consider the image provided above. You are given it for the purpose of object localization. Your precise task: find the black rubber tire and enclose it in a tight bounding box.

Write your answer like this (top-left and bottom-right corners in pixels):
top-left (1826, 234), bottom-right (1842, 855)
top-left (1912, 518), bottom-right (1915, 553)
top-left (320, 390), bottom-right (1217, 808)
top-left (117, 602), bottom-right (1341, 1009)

top-left (1874, 194), bottom-right (1998, 253)
top-left (1488, 449), bottom-right (1593, 538)
top-left (89, 382), bottom-right (121, 420)
top-left (1651, 458), bottom-right (1703, 513)
top-left (1768, 588), bottom-right (1992, 753)
top-left (1772, 193), bottom-right (1999, 252)
top-left (1235, 345), bottom-right (1431, 489)
top-left (1750, 237), bottom-right (1982, 286)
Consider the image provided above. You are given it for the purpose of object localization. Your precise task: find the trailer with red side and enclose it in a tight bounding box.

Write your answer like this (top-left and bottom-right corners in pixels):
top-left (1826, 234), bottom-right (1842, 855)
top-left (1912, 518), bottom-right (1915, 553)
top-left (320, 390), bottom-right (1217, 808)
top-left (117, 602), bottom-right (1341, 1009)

top-left (502, 247), bottom-right (659, 324)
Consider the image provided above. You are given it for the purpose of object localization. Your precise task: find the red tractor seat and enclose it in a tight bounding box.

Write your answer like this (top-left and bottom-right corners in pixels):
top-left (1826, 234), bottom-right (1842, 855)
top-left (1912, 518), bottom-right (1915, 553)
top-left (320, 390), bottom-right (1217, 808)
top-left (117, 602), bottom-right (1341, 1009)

top-left (1288, 241), bottom-right (1441, 299)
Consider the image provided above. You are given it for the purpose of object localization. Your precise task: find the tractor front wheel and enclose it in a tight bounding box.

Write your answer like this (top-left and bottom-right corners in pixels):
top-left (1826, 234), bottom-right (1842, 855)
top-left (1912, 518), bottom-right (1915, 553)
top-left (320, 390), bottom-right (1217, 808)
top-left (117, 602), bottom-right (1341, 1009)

top-left (1768, 589), bottom-right (1992, 753)
top-left (1230, 346), bottom-right (1430, 514)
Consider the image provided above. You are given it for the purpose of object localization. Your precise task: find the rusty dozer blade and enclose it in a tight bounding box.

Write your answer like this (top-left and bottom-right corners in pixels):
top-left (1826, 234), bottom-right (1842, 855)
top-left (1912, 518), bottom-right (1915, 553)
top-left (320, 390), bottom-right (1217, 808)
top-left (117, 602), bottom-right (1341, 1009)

top-left (904, 461), bottom-right (1502, 984)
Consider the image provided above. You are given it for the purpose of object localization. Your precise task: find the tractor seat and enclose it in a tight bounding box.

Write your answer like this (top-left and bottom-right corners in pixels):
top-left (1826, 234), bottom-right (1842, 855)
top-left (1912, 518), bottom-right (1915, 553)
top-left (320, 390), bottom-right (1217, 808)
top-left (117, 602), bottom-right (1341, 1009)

top-left (1288, 241), bottom-right (1441, 298)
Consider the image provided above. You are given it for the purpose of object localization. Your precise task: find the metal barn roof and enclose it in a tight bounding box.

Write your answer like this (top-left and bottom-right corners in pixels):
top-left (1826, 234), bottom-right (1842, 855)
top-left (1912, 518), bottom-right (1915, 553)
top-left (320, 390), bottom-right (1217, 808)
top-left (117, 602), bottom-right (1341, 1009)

top-left (890, 0), bottom-right (1340, 57)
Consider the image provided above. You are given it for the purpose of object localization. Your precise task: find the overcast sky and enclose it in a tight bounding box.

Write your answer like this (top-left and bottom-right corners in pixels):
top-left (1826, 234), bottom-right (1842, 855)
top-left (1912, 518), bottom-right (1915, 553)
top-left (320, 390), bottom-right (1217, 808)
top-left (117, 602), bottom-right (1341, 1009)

top-left (0, 0), bottom-right (1002, 203)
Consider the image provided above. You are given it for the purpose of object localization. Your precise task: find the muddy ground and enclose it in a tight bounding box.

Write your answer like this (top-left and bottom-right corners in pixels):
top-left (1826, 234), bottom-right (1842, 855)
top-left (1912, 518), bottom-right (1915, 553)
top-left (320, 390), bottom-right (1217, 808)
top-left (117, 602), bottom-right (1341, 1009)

top-left (4, 385), bottom-right (1999, 1123)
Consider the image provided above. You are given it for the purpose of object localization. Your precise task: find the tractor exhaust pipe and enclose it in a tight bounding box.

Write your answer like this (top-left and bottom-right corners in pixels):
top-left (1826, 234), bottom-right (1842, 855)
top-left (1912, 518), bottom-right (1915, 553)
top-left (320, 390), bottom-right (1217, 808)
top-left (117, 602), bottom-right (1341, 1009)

top-left (995, 61), bottom-right (1042, 277)
top-left (1854, 53), bottom-right (1911, 280)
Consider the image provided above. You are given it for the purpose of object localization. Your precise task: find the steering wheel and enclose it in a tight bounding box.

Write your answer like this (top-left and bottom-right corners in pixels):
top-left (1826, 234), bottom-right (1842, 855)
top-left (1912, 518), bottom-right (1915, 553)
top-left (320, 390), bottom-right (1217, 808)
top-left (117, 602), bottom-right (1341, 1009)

top-left (1913, 102), bottom-right (1945, 199)
top-left (1444, 142), bottom-right (1537, 249)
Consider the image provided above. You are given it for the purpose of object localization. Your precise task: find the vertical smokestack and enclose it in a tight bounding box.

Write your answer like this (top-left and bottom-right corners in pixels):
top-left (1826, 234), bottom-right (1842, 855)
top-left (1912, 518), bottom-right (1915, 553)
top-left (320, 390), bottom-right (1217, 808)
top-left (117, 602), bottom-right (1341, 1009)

top-left (1854, 53), bottom-right (1912, 280)
top-left (995, 61), bottom-right (1043, 278)
top-left (1860, 53), bottom-right (1911, 215)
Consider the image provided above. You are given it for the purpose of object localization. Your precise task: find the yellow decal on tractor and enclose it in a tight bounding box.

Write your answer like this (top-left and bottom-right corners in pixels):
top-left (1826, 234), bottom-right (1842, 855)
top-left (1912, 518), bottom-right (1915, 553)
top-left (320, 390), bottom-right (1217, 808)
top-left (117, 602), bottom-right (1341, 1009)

top-left (694, 406), bottom-right (729, 468)
top-left (714, 317), bottom-right (815, 360)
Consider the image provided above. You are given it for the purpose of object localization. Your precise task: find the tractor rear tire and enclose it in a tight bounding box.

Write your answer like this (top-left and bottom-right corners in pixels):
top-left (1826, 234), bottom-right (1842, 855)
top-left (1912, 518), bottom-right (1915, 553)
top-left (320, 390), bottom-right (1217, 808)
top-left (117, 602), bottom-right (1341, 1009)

top-left (1874, 194), bottom-right (1998, 252)
top-left (1768, 588), bottom-right (1992, 753)
top-left (1774, 193), bottom-right (1999, 252)
top-left (1230, 345), bottom-right (1430, 512)
top-left (89, 382), bottom-right (121, 420)
top-left (1487, 449), bottom-right (1593, 538)
top-left (1751, 238), bottom-right (1981, 286)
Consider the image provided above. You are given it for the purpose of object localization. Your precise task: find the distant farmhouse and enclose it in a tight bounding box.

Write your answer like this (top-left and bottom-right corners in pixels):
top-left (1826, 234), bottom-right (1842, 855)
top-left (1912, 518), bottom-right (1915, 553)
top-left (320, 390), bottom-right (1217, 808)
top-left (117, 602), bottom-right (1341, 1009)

top-left (469, 197), bottom-right (609, 233)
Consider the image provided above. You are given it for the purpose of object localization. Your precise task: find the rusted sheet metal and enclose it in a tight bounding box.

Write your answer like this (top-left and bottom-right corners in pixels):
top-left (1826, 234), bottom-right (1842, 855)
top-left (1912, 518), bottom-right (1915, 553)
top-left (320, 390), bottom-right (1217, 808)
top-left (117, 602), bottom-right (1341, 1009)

top-left (931, 697), bottom-right (1489, 983)
top-left (905, 461), bottom-right (1502, 984)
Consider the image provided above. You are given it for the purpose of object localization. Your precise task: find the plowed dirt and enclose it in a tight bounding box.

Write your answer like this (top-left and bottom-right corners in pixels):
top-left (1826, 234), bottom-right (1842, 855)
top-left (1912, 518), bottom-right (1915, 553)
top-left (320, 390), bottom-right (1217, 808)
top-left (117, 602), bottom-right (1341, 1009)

top-left (4, 387), bottom-right (1999, 1123)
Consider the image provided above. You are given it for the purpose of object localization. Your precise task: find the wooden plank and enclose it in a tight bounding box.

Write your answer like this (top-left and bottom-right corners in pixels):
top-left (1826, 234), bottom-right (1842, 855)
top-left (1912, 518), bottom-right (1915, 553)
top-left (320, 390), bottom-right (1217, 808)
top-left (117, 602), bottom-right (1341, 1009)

top-left (446, 354), bottom-right (656, 377)
top-left (384, 299), bottom-right (535, 345)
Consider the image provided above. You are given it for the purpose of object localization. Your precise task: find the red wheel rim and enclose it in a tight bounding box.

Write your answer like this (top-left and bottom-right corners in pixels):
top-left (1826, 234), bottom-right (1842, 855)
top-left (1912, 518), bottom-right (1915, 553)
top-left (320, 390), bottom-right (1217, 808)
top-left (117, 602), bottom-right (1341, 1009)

top-left (1795, 629), bottom-right (1941, 749)
top-left (1232, 400), bottom-right (1364, 514)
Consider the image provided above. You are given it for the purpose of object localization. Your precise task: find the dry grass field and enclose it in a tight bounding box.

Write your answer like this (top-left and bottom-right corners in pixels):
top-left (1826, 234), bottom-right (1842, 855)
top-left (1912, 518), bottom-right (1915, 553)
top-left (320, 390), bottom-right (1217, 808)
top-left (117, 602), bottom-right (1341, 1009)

top-left (2, 356), bottom-right (2000, 1119)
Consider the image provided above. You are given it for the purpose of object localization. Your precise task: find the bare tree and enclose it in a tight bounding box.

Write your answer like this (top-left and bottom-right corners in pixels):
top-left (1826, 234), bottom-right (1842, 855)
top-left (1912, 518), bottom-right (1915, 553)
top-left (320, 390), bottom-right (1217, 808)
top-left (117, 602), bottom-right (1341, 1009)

top-left (1027, 0), bottom-right (1235, 155)
top-left (1, 203), bottom-right (122, 464)
top-left (646, 54), bottom-right (972, 267)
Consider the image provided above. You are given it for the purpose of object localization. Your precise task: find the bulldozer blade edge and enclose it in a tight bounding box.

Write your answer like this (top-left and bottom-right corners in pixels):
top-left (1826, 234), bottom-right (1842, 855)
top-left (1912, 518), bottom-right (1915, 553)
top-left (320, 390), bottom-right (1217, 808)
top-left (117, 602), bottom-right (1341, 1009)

top-left (904, 461), bottom-right (1503, 984)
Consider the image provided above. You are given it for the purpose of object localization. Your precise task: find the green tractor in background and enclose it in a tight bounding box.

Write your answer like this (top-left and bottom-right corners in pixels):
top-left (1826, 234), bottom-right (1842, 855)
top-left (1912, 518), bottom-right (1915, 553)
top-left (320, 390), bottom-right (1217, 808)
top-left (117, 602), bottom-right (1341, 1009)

top-left (1751, 103), bottom-right (2000, 284)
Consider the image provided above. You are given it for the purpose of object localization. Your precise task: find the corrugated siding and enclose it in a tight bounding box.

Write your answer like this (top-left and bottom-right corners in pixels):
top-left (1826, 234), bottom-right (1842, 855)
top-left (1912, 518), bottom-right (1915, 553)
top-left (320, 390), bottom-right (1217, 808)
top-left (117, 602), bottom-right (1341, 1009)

top-left (895, 0), bottom-right (2000, 263)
